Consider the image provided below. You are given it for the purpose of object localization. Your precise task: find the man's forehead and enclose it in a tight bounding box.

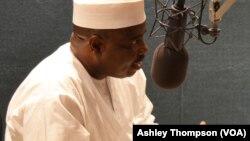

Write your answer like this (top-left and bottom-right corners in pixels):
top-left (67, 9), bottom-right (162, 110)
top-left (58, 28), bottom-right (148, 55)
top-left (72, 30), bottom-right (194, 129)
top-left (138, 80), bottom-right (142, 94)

top-left (111, 22), bottom-right (147, 39)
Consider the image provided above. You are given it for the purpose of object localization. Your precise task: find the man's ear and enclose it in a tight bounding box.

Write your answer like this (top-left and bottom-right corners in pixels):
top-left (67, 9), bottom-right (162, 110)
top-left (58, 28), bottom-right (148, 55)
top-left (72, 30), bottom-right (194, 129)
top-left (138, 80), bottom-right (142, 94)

top-left (88, 35), bottom-right (105, 54)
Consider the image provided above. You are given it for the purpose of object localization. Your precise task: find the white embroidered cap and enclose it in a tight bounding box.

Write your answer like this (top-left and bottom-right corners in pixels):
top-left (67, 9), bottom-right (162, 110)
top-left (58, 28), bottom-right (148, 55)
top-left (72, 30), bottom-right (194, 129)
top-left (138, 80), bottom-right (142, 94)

top-left (73, 0), bottom-right (146, 29)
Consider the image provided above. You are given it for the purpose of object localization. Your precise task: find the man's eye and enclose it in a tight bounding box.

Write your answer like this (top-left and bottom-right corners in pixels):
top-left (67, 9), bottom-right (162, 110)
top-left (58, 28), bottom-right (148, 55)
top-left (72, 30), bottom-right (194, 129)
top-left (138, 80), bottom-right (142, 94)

top-left (131, 39), bottom-right (144, 46)
top-left (119, 44), bottom-right (133, 51)
top-left (120, 39), bottom-right (143, 51)
top-left (131, 40), bottom-right (137, 45)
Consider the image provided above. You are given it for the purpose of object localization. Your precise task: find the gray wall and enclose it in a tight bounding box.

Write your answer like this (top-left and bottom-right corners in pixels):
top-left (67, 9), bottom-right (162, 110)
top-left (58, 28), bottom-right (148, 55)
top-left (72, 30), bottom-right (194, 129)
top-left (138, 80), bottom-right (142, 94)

top-left (0, 0), bottom-right (249, 139)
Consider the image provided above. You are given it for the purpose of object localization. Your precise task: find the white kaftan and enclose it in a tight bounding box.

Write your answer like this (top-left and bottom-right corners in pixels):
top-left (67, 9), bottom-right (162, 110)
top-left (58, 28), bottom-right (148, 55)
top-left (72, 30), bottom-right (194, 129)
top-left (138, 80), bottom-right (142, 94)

top-left (5, 43), bottom-right (155, 141)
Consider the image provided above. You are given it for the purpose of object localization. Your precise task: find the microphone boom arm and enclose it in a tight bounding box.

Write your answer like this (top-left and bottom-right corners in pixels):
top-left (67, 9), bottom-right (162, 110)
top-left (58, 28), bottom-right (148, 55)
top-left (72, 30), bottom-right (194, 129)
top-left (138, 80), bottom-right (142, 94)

top-left (209, 0), bottom-right (236, 25)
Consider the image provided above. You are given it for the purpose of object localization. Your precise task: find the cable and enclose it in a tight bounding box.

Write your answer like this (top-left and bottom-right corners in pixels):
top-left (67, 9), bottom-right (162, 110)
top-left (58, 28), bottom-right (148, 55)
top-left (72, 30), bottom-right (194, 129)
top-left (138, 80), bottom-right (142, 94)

top-left (198, 0), bottom-right (218, 45)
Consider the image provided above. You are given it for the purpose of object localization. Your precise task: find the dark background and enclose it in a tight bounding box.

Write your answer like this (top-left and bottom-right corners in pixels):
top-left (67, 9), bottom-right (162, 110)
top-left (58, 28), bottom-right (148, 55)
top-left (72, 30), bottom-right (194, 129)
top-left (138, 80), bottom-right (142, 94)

top-left (0, 0), bottom-right (249, 140)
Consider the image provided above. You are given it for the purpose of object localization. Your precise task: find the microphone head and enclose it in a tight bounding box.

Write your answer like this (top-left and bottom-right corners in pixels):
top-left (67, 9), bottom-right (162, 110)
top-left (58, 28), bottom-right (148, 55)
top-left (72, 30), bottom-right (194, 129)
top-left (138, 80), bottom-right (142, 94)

top-left (151, 42), bottom-right (189, 89)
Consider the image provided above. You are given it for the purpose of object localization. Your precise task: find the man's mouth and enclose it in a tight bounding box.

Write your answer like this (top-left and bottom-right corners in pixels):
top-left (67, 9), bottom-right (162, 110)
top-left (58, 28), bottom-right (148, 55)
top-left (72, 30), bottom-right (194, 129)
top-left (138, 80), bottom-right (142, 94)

top-left (133, 61), bottom-right (143, 69)
top-left (133, 55), bottom-right (145, 69)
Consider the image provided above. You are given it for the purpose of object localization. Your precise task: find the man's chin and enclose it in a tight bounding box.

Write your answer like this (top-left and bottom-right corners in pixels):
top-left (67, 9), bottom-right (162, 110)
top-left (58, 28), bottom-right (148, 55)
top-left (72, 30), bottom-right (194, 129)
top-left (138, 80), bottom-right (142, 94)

top-left (112, 70), bottom-right (137, 78)
top-left (124, 69), bottom-right (138, 77)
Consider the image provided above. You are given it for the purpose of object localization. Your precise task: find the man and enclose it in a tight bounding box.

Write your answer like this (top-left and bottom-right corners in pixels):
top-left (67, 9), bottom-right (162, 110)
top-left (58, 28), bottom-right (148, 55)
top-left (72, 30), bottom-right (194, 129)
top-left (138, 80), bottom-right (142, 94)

top-left (5, 0), bottom-right (156, 141)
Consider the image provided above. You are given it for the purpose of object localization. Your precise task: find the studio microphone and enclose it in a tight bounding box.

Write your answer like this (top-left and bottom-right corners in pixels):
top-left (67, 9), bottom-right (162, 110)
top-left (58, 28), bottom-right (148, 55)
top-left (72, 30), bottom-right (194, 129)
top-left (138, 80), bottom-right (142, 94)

top-left (151, 0), bottom-right (236, 89)
top-left (151, 0), bottom-right (189, 89)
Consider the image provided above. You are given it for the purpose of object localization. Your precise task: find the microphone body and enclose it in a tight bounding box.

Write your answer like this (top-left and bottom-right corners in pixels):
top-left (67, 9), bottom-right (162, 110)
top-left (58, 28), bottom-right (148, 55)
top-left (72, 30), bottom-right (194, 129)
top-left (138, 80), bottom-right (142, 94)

top-left (151, 1), bottom-right (189, 89)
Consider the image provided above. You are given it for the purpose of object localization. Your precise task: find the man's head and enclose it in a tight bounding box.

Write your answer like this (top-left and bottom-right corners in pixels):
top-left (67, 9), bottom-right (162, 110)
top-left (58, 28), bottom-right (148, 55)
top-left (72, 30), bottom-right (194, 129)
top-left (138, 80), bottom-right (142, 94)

top-left (70, 0), bottom-right (148, 79)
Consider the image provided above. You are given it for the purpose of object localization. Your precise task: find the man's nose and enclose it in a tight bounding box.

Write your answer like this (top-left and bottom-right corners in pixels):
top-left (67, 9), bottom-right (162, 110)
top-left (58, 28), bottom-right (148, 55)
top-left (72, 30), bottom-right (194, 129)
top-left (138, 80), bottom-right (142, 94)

top-left (138, 42), bottom-right (148, 55)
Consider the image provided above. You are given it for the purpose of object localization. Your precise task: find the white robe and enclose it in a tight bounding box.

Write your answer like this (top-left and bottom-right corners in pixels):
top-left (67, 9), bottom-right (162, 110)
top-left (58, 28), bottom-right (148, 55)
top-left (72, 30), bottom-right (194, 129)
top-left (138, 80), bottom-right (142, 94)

top-left (5, 43), bottom-right (155, 141)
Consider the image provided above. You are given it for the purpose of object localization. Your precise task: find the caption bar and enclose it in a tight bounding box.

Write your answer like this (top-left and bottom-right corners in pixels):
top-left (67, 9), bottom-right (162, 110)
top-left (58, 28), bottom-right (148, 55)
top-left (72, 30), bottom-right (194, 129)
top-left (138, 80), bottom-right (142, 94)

top-left (133, 125), bottom-right (250, 140)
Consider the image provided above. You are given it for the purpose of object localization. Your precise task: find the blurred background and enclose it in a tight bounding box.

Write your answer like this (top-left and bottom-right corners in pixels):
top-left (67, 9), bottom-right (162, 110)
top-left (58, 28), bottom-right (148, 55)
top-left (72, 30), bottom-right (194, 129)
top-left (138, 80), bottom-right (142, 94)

top-left (0, 0), bottom-right (249, 139)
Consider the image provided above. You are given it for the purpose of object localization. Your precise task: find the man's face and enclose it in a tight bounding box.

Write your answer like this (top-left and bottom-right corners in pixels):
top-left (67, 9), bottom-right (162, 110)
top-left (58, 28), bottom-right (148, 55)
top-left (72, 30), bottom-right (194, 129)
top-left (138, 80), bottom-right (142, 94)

top-left (100, 22), bottom-right (148, 78)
